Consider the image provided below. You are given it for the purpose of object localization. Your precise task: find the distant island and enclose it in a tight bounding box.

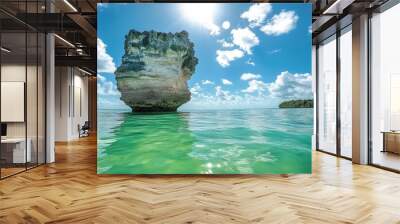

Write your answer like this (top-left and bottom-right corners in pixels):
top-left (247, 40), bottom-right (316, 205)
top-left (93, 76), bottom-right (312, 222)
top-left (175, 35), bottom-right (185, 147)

top-left (279, 99), bottom-right (313, 108)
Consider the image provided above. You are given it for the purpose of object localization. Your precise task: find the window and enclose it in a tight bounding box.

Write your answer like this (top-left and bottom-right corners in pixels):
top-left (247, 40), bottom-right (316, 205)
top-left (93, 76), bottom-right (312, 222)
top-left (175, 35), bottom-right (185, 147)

top-left (339, 26), bottom-right (352, 158)
top-left (0, 1), bottom-right (46, 179)
top-left (370, 3), bottom-right (400, 171)
top-left (317, 35), bottom-right (337, 154)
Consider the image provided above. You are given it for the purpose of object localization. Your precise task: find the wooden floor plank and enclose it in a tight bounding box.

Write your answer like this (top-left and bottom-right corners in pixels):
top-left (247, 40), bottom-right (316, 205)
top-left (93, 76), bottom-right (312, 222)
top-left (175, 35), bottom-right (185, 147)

top-left (0, 135), bottom-right (400, 223)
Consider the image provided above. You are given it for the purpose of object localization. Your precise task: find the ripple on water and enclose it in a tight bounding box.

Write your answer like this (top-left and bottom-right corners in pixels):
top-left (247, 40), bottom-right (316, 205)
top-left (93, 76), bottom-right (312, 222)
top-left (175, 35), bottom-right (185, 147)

top-left (98, 108), bottom-right (313, 174)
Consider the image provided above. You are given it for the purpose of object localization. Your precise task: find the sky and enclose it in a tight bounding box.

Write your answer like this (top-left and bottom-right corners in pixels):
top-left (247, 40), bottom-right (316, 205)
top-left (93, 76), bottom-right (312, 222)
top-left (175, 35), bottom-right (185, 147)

top-left (97, 3), bottom-right (312, 110)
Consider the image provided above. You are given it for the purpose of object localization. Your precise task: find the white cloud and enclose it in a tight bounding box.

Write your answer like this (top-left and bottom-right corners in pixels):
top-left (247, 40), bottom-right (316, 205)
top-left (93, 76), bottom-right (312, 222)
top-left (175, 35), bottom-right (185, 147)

top-left (308, 25), bottom-right (312, 34)
top-left (242, 79), bottom-right (267, 94)
top-left (183, 74), bottom-right (312, 110)
top-left (246, 59), bottom-right (255, 66)
top-left (231, 27), bottom-right (260, 54)
top-left (268, 49), bottom-right (281, 54)
top-left (97, 73), bottom-right (129, 110)
top-left (181, 82), bottom-right (286, 110)
top-left (221, 79), bottom-right (233, 85)
top-left (240, 73), bottom-right (262, 81)
top-left (202, 80), bottom-right (214, 85)
top-left (190, 83), bottom-right (202, 95)
top-left (206, 23), bottom-right (221, 36)
top-left (180, 92), bottom-right (280, 111)
top-left (215, 86), bottom-right (233, 100)
top-left (216, 49), bottom-right (244, 67)
top-left (97, 38), bottom-right (116, 73)
top-left (98, 96), bottom-right (130, 110)
top-left (222, 21), bottom-right (231, 30)
top-left (217, 39), bottom-right (234, 48)
top-left (97, 74), bottom-right (106, 82)
top-left (97, 76), bottom-right (120, 96)
top-left (260, 11), bottom-right (299, 36)
top-left (240, 3), bottom-right (272, 27)
top-left (267, 71), bottom-right (312, 99)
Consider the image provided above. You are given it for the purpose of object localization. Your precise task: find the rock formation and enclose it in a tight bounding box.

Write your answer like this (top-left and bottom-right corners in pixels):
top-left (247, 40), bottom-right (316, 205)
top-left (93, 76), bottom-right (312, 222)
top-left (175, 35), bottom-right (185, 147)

top-left (115, 30), bottom-right (198, 112)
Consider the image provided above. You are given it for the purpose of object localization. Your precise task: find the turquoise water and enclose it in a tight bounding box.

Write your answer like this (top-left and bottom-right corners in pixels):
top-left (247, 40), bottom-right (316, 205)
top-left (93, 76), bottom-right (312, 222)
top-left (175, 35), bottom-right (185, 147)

top-left (98, 108), bottom-right (312, 174)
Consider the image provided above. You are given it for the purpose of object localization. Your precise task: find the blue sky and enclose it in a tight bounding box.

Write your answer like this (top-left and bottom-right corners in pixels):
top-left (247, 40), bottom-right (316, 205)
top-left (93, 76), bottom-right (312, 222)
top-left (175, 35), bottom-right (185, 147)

top-left (97, 3), bottom-right (312, 110)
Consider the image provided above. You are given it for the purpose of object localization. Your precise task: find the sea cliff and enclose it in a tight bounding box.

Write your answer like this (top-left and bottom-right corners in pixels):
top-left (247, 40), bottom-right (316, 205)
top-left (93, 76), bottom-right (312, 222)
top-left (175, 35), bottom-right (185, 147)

top-left (115, 30), bottom-right (198, 112)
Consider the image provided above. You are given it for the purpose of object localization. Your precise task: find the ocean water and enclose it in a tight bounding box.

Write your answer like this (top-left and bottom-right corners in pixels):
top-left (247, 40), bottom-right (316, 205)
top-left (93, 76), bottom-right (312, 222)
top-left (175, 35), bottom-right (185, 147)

top-left (97, 108), bottom-right (313, 174)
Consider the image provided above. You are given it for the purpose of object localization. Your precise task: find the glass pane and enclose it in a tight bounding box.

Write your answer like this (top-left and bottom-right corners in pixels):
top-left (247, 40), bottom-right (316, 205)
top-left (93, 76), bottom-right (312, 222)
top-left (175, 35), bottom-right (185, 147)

top-left (1, 30), bottom-right (27, 177)
top-left (27, 31), bottom-right (38, 169)
top-left (0, 1), bottom-right (46, 178)
top-left (371, 3), bottom-right (400, 171)
top-left (26, 0), bottom-right (38, 169)
top-left (38, 32), bottom-right (45, 165)
top-left (340, 27), bottom-right (352, 158)
top-left (317, 35), bottom-right (337, 154)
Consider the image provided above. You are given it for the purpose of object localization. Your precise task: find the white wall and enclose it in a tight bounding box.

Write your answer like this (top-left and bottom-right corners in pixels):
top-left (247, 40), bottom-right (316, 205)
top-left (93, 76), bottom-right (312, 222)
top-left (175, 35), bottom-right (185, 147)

top-left (1, 65), bottom-right (26, 139)
top-left (55, 67), bottom-right (69, 141)
top-left (1, 65), bottom-right (26, 127)
top-left (1, 65), bottom-right (42, 137)
top-left (71, 72), bottom-right (89, 138)
top-left (1, 82), bottom-right (25, 122)
top-left (54, 67), bottom-right (89, 141)
top-left (1, 63), bottom-right (46, 164)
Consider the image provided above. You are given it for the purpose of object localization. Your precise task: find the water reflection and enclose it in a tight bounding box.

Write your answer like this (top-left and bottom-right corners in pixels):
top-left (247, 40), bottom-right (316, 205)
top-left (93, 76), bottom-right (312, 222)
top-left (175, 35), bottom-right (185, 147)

top-left (98, 108), bottom-right (313, 174)
top-left (99, 112), bottom-right (202, 174)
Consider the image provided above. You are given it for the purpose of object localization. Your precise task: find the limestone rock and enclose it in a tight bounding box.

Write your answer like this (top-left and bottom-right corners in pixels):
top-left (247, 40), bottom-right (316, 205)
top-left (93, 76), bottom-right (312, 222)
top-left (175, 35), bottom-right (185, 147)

top-left (115, 30), bottom-right (198, 112)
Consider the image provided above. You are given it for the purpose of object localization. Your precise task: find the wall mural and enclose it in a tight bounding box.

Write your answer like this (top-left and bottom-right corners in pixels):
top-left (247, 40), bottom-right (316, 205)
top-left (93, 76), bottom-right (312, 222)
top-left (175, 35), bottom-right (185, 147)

top-left (97, 3), bottom-right (312, 174)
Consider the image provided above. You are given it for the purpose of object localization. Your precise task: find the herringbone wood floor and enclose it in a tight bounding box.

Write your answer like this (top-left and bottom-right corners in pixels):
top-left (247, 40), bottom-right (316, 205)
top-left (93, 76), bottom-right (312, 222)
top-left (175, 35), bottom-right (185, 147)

top-left (1, 135), bottom-right (400, 224)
